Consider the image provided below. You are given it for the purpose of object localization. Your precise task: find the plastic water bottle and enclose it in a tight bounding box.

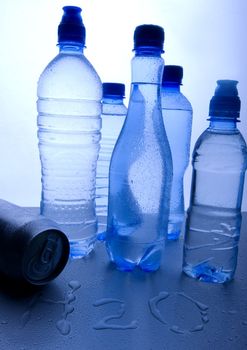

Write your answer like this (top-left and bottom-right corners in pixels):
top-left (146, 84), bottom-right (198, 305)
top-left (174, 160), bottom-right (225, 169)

top-left (183, 80), bottom-right (247, 283)
top-left (161, 65), bottom-right (193, 240)
top-left (105, 25), bottom-right (173, 272)
top-left (37, 6), bottom-right (102, 259)
top-left (96, 83), bottom-right (127, 230)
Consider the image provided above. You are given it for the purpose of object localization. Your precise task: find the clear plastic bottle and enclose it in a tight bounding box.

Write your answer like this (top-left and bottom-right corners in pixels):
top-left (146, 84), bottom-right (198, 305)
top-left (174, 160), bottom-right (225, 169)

top-left (37, 6), bottom-right (102, 259)
top-left (96, 83), bottom-right (127, 230)
top-left (161, 65), bottom-right (193, 240)
top-left (183, 80), bottom-right (247, 283)
top-left (105, 25), bottom-right (173, 272)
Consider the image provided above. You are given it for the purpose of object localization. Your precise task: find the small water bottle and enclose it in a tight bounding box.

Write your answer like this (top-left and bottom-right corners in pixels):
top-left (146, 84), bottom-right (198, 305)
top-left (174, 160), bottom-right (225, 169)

top-left (105, 25), bottom-right (173, 272)
top-left (37, 6), bottom-right (102, 259)
top-left (96, 83), bottom-right (127, 230)
top-left (161, 65), bottom-right (193, 240)
top-left (183, 80), bottom-right (247, 283)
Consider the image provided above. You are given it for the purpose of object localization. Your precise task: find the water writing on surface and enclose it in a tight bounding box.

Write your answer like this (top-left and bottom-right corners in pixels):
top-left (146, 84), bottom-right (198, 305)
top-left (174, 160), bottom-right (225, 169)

top-left (93, 298), bottom-right (138, 330)
top-left (19, 284), bottom-right (216, 337)
top-left (149, 291), bottom-right (209, 334)
top-left (20, 280), bottom-right (81, 336)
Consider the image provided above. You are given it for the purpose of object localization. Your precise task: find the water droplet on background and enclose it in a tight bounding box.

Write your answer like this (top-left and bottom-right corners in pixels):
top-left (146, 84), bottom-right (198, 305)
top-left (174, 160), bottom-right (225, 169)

top-left (56, 319), bottom-right (71, 335)
top-left (68, 280), bottom-right (81, 292)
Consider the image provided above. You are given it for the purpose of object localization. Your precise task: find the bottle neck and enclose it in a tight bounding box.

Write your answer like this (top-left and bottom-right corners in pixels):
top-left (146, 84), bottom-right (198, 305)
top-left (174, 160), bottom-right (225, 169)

top-left (162, 83), bottom-right (180, 92)
top-left (102, 97), bottom-right (124, 105)
top-left (127, 48), bottom-right (164, 132)
top-left (209, 117), bottom-right (238, 131)
top-left (58, 42), bottom-right (84, 54)
top-left (131, 48), bottom-right (164, 84)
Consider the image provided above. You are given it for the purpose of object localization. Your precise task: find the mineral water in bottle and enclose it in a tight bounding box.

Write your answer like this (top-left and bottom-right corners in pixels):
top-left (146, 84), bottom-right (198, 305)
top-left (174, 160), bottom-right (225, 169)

top-left (37, 6), bottom-right (102, 258)
top-left (183, 80), bottom-right (247, 283)
top-left (96, 83), bottom-right (127, 231)
top-left (105, 25), bottom-right (172, 272)
top-left (161, 65), bottom-right (193, 240)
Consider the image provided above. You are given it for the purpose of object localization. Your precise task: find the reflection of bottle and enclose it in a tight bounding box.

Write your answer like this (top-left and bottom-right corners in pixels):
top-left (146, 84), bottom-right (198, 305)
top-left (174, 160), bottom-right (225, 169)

top-left (37, 6), bottom-right (102, 259)
top-left (96, 83), bottom-right (127, 230)
top-left (161, 65), bottom-right (193, 240)
top-left (183, 80), bottom-right (247, 283)
top-left (105, 25), bottom-right (172, 272)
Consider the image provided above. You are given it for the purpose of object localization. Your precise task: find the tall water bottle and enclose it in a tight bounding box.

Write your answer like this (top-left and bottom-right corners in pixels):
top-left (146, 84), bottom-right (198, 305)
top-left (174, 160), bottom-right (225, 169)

top-left (96, 83), bottom-right (127, 230)
top-left (105, 25), bottom-right (173, 272)
top-left (37, 6), bottom-right (102, 259)
top-left (183, 80), bottom-right (247, 283)
top-left (161, 65), bottom-right (193, 240)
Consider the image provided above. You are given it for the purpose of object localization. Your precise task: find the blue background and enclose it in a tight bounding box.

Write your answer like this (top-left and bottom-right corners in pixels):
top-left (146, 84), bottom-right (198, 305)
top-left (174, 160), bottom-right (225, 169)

top-left (0, 0), bottom-right (246, 210)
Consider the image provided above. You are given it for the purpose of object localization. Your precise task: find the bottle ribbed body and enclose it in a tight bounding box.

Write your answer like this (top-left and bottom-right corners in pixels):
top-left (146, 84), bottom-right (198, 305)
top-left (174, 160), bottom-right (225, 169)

top-left (37, 47), bottom-right (102, 258)
top-left (96, 97), bottom-right (127, 228)
top-left (161, 86), bottom-right (192, 239)
top-left (105, 53), bottom-right (172, 271)
top-left (183, 122), bottom-right (247, 283)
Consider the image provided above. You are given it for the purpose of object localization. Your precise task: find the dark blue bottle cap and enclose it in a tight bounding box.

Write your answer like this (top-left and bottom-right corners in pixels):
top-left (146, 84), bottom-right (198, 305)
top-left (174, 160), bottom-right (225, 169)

top-left (134, 24), bottom-right (164, 51)
top-left (162, 65), bottom-right (183, 85)
top-left (209, 80), bottom-right (241, 120)
top-left (103, 83), bottom-right (125, 98)
top-left (58, 6), bottom-right (85, 45)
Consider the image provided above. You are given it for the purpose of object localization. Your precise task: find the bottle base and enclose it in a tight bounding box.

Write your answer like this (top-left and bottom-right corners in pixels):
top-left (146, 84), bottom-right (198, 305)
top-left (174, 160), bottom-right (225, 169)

top-left (167, 219), bottom-right (184, 240)
top-left (40, 211), bottom-right (98, 259)
top-left (69, 235), bottom-right (96, 259)
top-left (96, 215), bottom-right (107, 240)
top-left (182, 262), bottom-right (233, 284)
top-left (105, 239), bottom-right (164, 272)
top-left (167, 230), bottom-right (181, 241)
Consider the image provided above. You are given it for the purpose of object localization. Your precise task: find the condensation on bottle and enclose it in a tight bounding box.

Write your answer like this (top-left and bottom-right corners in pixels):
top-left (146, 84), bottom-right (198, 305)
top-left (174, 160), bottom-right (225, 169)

top-left (96, 83), bottom-right (127, 232)
top-left (183, 80), bottom-right (247, 283)
top-left (37, 6), bottom-right (102, 259)
top-left (105, 25), bottom-right (172, 272)
top-left (161, 65), bottom-right (193, 240)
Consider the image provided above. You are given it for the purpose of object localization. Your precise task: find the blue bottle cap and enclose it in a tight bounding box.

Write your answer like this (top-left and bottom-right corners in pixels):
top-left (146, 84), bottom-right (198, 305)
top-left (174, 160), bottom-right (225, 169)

top-left (103, 83), bottom-right (125, 98)
top-left (209, 80), bottom-right (241, 120)
top-left (58, 6), bottom-right (85, 45)
top-left (162, 65), bottom-right (183, 85)
top-left (134, 24), bottom-right (164, 51)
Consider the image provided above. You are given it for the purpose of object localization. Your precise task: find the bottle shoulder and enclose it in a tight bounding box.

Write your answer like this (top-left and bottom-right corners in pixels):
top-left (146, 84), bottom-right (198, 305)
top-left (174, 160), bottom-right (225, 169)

top-left (195, 128), bottom-right (247, 146)
top-left (161, 89), bottom-right (192, 112)
top-left (102, 103), bottom-right (127, 116)
top-left (37, 52), bottom-right (102, 100)
top-left (193, 128), bottom-right (247, 166)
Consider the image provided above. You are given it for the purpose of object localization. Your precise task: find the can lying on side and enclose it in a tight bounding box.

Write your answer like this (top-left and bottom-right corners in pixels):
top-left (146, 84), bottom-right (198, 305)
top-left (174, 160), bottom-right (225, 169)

top-left (0, 199), bottom-right (70, 285)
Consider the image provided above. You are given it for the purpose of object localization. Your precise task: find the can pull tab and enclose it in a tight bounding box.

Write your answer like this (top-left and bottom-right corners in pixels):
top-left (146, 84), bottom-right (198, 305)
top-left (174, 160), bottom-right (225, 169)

top-left (40, 235), bottom-right (58, 265)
